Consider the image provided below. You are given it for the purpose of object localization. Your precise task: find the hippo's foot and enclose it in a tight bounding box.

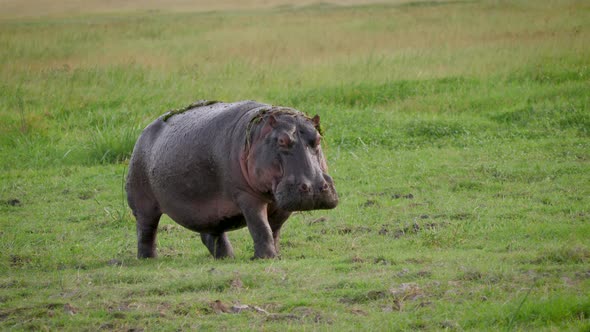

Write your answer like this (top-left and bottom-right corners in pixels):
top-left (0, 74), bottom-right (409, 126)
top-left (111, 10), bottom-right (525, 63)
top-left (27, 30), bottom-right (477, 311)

top-left (138, 244), bottom-right (157, 259)
top-left (253, 243), bottom-right (278, 259)
top-left (200, 233), bottom-right (235, 259)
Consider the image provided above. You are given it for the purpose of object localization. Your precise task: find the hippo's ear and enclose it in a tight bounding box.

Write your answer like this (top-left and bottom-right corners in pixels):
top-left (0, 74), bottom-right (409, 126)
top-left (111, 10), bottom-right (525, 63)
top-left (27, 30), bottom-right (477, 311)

top-left (267, 115), bottom-right (278, 128)
top-left (311, 115), bottom-right (323, 134)
top-left (312, 115), bottom-right (320, 127)
top-left (260, 114), bottom-right (277, 137)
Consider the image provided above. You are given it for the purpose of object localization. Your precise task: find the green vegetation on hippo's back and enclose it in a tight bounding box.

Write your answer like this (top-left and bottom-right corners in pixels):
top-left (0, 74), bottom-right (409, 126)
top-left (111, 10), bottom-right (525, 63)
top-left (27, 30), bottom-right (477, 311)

top-left (161, 100), bottom-right (220, 122)
top-left (1, 0), bottom-right (589, 330)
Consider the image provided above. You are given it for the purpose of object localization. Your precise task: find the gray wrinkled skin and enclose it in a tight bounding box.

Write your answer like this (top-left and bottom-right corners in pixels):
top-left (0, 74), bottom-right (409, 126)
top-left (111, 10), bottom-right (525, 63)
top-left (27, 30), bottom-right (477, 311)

top-left (126, 101), bottom-right (338, 259)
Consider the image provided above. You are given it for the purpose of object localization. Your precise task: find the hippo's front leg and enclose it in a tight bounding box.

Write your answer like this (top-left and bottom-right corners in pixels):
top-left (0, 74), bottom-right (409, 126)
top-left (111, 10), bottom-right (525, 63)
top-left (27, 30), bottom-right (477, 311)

top-left (268, 208), bottom-right (291, 254)
top-left (236, 193), bottom-right (277, 259)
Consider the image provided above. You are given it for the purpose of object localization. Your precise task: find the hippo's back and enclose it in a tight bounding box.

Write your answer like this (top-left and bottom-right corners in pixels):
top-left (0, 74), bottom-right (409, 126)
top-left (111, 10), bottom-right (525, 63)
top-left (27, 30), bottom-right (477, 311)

top-left (153, 100), bottom-right (263, 149)
top-left (132, 100), bottom-right (263, 166)
top-left (126, 100), bottom-right (265, 226)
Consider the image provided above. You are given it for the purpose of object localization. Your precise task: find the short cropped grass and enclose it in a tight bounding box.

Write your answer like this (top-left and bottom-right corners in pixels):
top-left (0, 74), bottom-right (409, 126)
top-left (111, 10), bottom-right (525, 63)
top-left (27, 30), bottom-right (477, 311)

top-left (1, 0), bottom-right (589, 330)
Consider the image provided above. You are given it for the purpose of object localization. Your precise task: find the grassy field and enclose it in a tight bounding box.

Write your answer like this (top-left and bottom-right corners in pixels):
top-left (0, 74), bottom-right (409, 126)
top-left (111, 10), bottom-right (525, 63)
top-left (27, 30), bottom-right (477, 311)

top-left (1, 0), bottom-right (589, 330)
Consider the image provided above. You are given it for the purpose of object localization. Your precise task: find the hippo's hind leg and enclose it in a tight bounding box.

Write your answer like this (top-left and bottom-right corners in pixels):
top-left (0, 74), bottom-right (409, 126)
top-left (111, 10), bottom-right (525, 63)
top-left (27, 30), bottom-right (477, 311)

top-left (127, 190), bottom-right (162, 258)
top-left (200, 233), bottom-right (235, 259)
top-left (136, 211), bottom-right (162, 258)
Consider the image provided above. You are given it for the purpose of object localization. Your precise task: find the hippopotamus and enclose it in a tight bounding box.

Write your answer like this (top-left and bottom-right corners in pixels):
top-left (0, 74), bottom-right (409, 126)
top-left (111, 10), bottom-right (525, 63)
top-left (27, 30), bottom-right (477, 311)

top-left (126, 100), bottom-right (338, 259)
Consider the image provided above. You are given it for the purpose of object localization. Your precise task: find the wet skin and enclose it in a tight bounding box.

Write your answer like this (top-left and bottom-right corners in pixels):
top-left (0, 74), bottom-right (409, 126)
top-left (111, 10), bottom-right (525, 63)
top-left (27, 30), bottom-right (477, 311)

top-left (126, 101), bottom-right (338, 259)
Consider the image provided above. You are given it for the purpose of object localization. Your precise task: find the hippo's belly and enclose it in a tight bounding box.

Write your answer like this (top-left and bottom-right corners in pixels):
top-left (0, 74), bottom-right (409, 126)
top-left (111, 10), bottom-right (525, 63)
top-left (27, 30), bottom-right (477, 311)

top-left (160, 197), bottom-right (246, 234)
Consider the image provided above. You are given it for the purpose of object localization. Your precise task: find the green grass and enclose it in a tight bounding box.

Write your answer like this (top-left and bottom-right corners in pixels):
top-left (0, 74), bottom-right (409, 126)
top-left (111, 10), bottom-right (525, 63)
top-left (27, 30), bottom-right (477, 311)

top-left (1, 0), bottom-right (589, 330)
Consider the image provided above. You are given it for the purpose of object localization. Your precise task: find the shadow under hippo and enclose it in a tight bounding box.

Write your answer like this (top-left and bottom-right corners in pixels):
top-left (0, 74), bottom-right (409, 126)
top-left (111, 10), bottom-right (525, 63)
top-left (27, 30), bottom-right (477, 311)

top-left (126, 100), bottom-right (338, 259)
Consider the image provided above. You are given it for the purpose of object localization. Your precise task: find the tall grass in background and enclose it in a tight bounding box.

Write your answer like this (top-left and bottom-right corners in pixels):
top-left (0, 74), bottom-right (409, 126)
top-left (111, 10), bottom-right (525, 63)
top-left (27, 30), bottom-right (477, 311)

top-left (1, 0), bottom-right (588, 169)
top-left (89, 121), bottom-right (142, 164)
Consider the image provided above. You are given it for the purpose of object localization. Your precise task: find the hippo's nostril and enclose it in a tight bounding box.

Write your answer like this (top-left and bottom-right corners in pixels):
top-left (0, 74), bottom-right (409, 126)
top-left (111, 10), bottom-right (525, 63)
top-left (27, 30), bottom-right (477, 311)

top-left (298, 183), bottom-right (311, 193)
top-left (320, 182), bottom-right (330, 192)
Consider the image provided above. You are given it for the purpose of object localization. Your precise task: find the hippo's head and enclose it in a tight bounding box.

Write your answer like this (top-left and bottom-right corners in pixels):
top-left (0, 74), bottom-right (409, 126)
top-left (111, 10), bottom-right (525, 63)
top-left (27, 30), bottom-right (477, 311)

top-left (242, 108), bottom-right (338, 211)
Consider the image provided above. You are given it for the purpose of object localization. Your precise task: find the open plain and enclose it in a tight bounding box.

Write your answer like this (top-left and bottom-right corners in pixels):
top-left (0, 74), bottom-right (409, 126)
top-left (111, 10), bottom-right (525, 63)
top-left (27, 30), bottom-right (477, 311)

top-left (1, 0), bottom-right (589, 330)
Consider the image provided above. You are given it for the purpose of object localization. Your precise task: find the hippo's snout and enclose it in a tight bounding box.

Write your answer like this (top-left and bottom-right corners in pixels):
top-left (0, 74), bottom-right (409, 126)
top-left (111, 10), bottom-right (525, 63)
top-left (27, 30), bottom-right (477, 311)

top-left (298, 176), bottom-right (332, 194)
top-left (274, 174), bottom-right (338, 212)
top-left (297, 180), bottom-right (327, 193)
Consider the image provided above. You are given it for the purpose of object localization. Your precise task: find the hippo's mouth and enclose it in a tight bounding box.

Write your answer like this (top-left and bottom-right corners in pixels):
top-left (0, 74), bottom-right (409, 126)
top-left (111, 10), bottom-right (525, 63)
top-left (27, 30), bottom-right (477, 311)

top-left (272, 179), bottom-right (338, 212)
top-left (274, 192), bottom-right (338, 212)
